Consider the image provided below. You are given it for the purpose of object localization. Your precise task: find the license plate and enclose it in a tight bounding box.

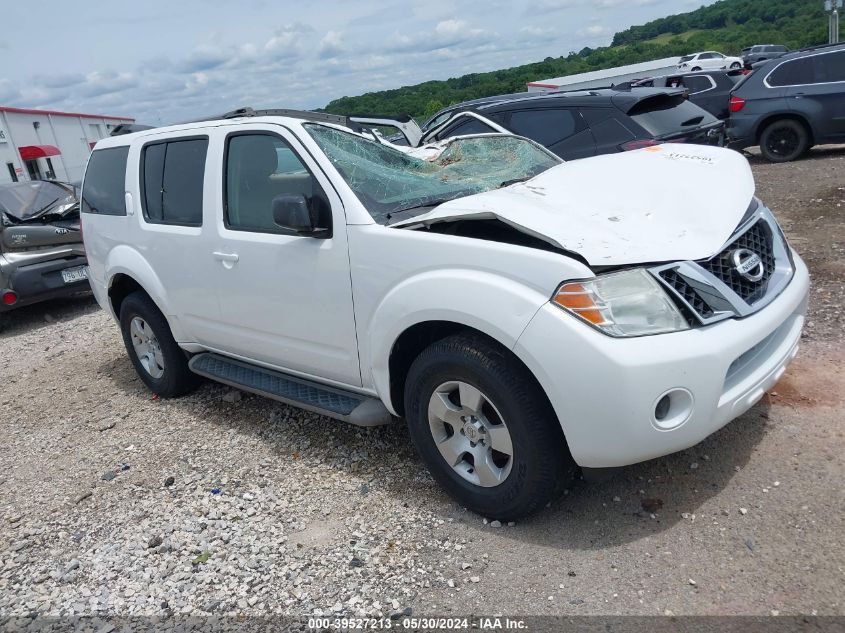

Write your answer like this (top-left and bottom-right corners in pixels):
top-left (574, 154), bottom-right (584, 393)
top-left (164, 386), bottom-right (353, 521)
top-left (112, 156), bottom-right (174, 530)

top-left (61, 266), bottom-right (89, 284)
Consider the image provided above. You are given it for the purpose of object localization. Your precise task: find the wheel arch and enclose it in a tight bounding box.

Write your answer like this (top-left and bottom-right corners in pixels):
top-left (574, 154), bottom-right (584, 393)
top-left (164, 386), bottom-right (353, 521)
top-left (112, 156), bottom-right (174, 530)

top-left (103, 245), bottom-right (187, 340)
top-left (386, 320), bottom-right (558, 428)
top-left (755, 113), bottom-right (815, 146)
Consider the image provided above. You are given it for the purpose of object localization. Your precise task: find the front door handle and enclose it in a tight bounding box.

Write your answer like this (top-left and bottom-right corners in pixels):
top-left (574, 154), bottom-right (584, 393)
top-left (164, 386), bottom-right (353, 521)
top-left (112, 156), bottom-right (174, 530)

top-left (213, 251), bottom-right (239, 270)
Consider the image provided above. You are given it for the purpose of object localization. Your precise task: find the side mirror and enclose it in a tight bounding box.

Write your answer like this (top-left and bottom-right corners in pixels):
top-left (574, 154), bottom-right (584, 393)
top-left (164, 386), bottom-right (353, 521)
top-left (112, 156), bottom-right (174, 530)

top-left (272, 194), bottom-right (329, 238)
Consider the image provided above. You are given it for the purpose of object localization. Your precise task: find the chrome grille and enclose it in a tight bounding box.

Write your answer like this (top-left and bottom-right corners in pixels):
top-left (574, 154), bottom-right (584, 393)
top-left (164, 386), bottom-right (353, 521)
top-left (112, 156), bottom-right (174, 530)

top-left (699, 220), bottom-right (775, 304)
top-left (649, 205), bottom-right (794, 326)
top-left (659, 269), bottom-right (714, 319)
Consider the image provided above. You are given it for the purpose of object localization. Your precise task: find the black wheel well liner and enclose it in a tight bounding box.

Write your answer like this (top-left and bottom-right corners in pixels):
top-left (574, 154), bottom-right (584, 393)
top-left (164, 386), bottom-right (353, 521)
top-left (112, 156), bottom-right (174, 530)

top-left (387, 320), bottom-right (556, 422)
top-left (755, 113), bottom-right (814, 145)
top-left (108, 273), bottom-right (149, 317)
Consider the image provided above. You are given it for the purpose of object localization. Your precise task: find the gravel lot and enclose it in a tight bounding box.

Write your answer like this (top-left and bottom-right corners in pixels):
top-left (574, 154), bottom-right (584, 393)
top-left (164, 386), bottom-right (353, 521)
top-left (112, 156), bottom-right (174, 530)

top-left (1, 146), bottom-right (843, 621)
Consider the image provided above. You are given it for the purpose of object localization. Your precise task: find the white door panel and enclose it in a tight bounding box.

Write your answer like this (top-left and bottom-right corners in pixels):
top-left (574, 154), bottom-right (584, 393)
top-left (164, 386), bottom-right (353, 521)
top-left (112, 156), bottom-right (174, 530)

top-left (203, 124), bottom-right (361, 386)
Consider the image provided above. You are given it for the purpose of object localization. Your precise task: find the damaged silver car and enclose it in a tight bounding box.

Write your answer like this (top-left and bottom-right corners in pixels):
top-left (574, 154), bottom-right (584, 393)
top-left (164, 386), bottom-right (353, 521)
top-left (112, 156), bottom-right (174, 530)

top-left (0, 180), bottom-right (89, 328)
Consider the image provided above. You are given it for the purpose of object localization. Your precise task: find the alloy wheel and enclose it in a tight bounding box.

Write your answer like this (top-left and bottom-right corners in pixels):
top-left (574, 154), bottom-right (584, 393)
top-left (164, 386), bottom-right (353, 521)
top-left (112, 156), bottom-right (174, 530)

top-left (130, 316), bottom-right (165, 379)
top-left (427, 381), bottom-right (514, 487)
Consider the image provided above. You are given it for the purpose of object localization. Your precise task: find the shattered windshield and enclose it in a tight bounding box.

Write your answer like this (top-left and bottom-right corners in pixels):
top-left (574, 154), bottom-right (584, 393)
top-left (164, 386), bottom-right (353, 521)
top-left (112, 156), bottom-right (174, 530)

top-left (304, 124), bottom-right (560, 223)
top-left (0, 181), bottom-right (79, 222)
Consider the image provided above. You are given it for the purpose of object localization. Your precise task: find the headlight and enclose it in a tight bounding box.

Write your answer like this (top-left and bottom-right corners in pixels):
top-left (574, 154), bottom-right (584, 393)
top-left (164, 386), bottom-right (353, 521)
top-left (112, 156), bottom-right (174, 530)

top-left (552, 268), bottom-right (689, 337)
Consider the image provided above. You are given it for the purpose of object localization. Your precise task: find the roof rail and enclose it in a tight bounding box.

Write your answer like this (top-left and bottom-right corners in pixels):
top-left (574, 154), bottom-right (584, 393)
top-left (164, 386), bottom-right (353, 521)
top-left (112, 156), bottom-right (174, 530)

top-left (109, 123), bottom-right (154, 136)
top-left (177, 106), bottom-right (354, 127)
top-left (792, 42), bottom-right (844, 54)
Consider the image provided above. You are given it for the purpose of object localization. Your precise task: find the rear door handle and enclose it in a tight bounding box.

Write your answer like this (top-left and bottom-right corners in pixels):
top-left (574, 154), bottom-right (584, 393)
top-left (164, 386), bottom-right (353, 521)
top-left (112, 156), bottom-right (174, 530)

top-left (212, 251), bottom-right (239, 263)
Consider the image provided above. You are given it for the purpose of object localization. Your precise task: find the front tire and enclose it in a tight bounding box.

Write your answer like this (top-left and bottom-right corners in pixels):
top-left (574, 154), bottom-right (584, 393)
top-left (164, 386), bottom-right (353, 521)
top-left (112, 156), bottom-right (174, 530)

top-left (404, 333), bottom-right (575, 520)
top-left (119, 291), bottom-right (200, 397)
top-left (730, 62), bottom-right (742, 69)
top-left (759, 119), bottom-right (809, 163)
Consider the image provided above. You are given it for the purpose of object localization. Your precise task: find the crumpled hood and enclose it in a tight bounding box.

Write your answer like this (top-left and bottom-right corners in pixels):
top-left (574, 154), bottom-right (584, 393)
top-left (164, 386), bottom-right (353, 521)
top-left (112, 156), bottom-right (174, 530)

top-left (392, 144), bottom-right (755, 266)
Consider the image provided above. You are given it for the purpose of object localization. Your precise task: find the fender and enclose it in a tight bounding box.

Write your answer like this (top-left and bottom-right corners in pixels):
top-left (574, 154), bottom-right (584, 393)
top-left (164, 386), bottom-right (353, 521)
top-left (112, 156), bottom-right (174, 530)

top-left (105, 245), bottom-right (189, 342)
top-left (366, 268), bottom-right (552, 414)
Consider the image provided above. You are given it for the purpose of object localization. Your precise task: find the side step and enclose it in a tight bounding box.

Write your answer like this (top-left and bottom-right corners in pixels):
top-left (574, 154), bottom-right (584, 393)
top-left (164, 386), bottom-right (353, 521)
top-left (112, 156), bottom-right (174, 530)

top-left (188, 353), bottom-right (392, 427)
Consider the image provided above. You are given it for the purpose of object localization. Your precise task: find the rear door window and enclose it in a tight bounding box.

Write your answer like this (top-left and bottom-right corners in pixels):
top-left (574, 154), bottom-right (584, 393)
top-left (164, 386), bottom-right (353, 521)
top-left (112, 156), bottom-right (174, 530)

top-left (82, 146), bottom-right (129, 215)
top-left (507, 108), bottom-right (583, 146)
top-left (141, 137), bottom-right (208, 226)
top-left (684, 76), bottom-right (714, 93)
top-left (628, 96), bottom-right (718, 137)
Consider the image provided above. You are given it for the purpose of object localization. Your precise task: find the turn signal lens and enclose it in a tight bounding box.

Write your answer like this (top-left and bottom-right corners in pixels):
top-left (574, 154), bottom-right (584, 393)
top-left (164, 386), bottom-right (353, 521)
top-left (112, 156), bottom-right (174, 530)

top-left (552, 282), bottom-right (610, 326)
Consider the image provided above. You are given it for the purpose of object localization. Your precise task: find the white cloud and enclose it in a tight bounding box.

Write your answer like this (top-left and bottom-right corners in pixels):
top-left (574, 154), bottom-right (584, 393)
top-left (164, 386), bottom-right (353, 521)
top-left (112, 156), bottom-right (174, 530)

top-left (0, 0), bottom-right (720, 123)
top-left (318, 30), bottom-right (344, 59)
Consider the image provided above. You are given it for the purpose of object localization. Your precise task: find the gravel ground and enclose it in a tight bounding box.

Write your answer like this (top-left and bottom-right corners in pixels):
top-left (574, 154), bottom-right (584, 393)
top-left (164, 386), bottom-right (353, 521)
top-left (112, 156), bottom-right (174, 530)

top-left (0, 146), bottom-right (843, 621)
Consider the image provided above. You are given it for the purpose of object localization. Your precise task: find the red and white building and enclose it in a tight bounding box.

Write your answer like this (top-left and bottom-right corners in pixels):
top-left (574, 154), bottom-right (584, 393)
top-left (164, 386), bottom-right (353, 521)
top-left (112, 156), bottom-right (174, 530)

top-left (0, 106), bottom-right (134, 185)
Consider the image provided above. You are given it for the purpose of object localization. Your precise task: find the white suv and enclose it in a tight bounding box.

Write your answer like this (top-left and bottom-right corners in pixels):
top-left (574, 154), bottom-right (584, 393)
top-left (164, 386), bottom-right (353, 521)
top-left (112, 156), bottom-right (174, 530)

top-left (81, 109), bottom-right (809, 519)
top-left (678, 51), bottom-right (744, 71)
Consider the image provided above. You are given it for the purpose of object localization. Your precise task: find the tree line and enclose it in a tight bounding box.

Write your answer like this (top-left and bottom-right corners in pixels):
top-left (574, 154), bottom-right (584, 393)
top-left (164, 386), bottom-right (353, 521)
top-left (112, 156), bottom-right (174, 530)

top-left (321, 0), bottom-right (827, 121)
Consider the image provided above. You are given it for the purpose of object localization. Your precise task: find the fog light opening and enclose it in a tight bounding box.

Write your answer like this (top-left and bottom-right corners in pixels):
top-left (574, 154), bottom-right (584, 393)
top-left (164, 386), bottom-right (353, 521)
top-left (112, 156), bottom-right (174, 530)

top-left (652, 388), bottom-right (694, 431)
top-left (655, 395), bottom-right (671, 421)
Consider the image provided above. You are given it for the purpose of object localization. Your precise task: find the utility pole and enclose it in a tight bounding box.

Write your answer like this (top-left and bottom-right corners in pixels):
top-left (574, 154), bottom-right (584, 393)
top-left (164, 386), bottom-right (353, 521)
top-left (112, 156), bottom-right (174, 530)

top-left (826, 0), bottom-right (841, 44)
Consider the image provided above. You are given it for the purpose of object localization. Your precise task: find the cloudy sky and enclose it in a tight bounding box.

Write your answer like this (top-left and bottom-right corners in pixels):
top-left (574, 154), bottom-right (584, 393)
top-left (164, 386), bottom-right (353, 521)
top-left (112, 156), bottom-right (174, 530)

top-left (1, 0), bottom-right (714, 124)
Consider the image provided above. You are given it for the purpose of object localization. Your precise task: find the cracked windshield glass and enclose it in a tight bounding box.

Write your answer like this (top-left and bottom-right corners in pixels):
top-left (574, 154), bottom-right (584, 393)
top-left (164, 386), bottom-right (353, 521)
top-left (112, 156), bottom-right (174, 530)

top-left (305, 124), bottom-right (560, 223)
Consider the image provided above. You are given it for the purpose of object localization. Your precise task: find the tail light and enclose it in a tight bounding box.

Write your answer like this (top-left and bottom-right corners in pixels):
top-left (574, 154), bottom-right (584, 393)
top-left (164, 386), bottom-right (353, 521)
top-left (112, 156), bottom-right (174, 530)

top-left (729, 95), bottom-right (746, 113)
top-left (620, 139), bottom-right (662, 151)
top-left (2, 290), bottom-right (18, 306)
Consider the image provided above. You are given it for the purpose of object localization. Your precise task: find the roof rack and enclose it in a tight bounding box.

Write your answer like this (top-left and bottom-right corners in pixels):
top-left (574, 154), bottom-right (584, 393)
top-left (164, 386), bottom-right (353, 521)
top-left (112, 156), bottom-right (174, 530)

top-left (177, 106), bottom-right (356, 126)
top-left (108, 106), bottom-right (423, 145)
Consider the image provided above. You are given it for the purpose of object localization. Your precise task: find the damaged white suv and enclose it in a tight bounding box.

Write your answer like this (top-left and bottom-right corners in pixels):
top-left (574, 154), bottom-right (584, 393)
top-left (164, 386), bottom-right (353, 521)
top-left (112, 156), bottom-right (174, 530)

top-left (81, 109), bottom-right (809, 519)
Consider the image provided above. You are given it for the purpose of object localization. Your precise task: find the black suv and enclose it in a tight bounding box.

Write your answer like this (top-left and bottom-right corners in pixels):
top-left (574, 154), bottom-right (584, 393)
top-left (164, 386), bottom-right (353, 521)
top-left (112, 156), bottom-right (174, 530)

top-left (630, 70), bottom-right (743, 119)
top-left (422, 88), bottom-right (725, 160)
top-left (728, 44), bottom-right (845, 162)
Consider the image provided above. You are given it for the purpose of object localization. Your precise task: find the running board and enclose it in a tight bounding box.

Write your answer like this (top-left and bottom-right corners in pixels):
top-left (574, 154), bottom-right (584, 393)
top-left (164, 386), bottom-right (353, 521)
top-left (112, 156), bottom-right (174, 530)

top-left (188, 353), bottom-right (392, 427)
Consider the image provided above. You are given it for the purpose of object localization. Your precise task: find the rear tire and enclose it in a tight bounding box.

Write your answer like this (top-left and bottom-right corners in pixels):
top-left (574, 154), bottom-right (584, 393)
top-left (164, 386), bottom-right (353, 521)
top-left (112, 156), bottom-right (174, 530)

top-left (691, 66), bottom-right (702, 71)
top-left (119, 291), bottom-right (200, 397)
top-left (404, 333), bottom-right (575, 520)
top-left (759, 119), bottom-right (809, 163)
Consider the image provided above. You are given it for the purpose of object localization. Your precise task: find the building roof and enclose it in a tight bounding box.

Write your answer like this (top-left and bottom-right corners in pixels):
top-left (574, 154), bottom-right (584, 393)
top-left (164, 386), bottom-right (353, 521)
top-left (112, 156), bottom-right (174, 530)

top-left (0, 105), bottom-right (134, 122)
top-left (527, 56), bottom-right (682, 89)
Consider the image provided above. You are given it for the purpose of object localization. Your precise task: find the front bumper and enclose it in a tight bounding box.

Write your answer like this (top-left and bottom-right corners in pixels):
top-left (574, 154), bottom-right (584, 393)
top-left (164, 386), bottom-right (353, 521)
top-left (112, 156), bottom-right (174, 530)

top-left (0, 254), bottom-right (90, 312)
top-left (514, 253), bottom-right (809, 468)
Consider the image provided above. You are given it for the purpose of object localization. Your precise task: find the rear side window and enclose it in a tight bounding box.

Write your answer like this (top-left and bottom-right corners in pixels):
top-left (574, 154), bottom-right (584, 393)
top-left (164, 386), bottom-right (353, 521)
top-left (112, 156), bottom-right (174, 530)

top-left (141, 137), bottom-right (208, 226)
top-left (814, 51), bottom-right (845, 83)
top-left (438, 117), bottom-right (497, 139)
top-left (507, 109), bottom-right (581, 146)
top-left (768, 57), bottom-right (814, 86)
top-left (81, 147), bottom-right (129, 215)
top-left (628, 96), bottom-right (718, 137)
